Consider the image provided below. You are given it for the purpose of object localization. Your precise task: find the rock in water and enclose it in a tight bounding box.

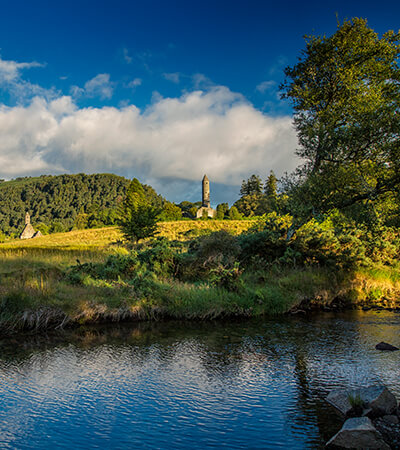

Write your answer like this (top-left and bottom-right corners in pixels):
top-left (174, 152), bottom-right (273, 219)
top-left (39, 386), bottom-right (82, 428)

top-left (376, 341), bottom-right (399, 351)
top-left (326, 417), bottom-right (390, 449)
top-left (326, 385), bottom-right (397, 417)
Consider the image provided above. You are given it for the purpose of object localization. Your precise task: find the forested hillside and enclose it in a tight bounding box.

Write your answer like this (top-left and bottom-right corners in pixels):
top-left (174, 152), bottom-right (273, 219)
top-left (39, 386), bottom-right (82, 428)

top-left (0, 174), bottom-right (163, 236)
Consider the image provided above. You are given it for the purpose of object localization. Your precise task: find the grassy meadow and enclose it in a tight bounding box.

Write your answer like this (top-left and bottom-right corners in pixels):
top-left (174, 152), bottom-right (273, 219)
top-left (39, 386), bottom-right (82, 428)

top-left (1, 219), bottom-right (399, 334)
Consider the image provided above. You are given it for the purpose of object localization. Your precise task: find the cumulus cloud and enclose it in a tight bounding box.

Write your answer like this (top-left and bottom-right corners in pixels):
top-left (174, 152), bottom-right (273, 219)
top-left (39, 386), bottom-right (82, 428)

top-left (0, 55), bottom-right (56, 102)
top-left (0, 86), bottom-right (298, 189)
top-left (0, 57), bottom-right (43, 83)
top-left (70, 73), bottom-right (114, 100)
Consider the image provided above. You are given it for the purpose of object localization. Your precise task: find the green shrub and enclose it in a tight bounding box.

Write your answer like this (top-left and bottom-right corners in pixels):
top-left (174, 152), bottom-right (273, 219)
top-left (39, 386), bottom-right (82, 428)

top-left (179, 231), bottom-right (241, 281)
top-left (239, 213), bottom-right (293, 265)
top-left (293, 217), bottom-right (367, 269)
top-left (138, 237), bottom-right (182, 278)
top-left (209, 262), bottom-right (243, 292)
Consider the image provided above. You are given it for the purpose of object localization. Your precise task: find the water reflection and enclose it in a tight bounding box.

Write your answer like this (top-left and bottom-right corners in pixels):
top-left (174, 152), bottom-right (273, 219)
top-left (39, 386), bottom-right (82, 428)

top-left (0, 311), bottom-right (399, 449)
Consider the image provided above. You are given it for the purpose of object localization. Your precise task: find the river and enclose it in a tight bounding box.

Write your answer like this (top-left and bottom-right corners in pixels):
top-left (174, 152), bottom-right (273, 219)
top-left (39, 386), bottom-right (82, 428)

top-left (0, 311), bottom-right (399, 449)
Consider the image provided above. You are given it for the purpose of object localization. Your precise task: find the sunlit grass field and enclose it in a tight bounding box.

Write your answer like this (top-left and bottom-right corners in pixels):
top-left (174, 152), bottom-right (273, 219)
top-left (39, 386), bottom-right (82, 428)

top-left (1, 219), bottom-right (399, 334)
top-left (1, 220), bottom-right (254, 249)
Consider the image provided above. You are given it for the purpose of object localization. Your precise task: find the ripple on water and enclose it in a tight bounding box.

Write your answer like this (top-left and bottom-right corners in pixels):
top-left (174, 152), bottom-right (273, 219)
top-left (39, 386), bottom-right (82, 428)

top-left (0, 311), bottom-right (399, 449)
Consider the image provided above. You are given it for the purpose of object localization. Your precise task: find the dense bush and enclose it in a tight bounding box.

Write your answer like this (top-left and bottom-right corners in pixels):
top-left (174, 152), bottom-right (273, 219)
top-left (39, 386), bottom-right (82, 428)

top-left (179, 231), bottom-right (241, 281)
top-left (238, 213), bottom-right (292, 264)
top-left (292, 217), bottom-right (367, 269)
top-left (65, 212), bottom-right (400, 294)
top-left (138, 238), bottom-right (183, 278)
top-left (239, 211), bottom-right (400, 270)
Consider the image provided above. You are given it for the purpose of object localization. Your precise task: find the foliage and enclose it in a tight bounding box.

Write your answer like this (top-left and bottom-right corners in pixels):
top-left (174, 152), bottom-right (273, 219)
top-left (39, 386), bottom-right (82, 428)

top-left (292, 216), bottom-right (367, 269)
top-left (235, 173), bottom-right (283, 217)
top-left (281, 18), bottom-right (400, 217)
top-left (239, 212), bottom-right (293, 264)
top-left (1, 218), bottom-right (400, 332)
top-left (180, 230), bottom-right (241, 281)
top-left (138, 238), bottom-right (183, 278)
top-left (234, 194), bottom-right (269, 217)
top-left (228, 206), bottom-right (242, 220)
top-left (216, 203), bottom-right (229, 220)
top-left (209, 262), bottom-right (243, 292)
top-left (264, 171), bottom-right (278, 211)
top-left (117, 178), bottom-right (161, 243)
top-left (159, 202), bottom-right (183, 221)
top-left (177, 201), bottom-right (202, 218)
top-left (201, 209), bottom-right (209, 220)
top-left (240, 174), bottom-right (263, 196)
top-left (35, 222), bottom-right (50, 235)
top-left (0, 173), bottom-right (163, 236)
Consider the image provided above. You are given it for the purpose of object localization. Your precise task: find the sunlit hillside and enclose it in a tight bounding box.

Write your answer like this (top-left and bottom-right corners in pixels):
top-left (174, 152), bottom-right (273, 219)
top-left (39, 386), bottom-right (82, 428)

top-left (0, 220), bottom-right (255, 251)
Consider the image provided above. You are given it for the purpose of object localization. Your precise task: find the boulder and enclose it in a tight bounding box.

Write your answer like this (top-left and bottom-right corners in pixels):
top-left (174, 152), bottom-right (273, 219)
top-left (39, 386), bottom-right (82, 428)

top-left (376, 341), bottom-right (399, 351)
top-left (326, 385), bottom-right (397, 417)
top-left (382, 414), bottom-right (399, 425)
top-left (326, 417), bottom-right (390, 449)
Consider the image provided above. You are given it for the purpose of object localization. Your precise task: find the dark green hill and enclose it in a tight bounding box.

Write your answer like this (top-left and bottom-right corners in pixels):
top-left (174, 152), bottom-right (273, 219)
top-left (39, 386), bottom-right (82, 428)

top-left (0, 174), bottom-right (163, 236)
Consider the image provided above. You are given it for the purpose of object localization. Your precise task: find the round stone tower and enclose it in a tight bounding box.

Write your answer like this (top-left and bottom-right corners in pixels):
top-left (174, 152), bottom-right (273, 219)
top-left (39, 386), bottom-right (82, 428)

top-left (202, 174), bottom-right (210, 208)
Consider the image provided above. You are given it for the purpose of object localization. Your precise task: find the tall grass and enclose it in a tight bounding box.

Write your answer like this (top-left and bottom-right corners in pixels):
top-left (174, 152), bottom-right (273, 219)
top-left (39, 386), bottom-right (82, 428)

top-left (1, 221), bottom-right (400, 334)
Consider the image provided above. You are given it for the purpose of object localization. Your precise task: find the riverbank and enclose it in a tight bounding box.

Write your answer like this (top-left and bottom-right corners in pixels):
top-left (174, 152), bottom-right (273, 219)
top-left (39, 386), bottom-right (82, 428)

top-left (1, 222), bottom-right (400, 334)
top-left (0, 256), bottom-right (399, 334)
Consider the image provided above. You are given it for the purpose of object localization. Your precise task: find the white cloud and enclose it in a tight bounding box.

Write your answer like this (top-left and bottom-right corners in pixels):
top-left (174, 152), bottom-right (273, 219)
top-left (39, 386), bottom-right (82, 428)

top-left (128, 78), bottom-right (142, 88)
top-left (192, 73), bottom-right (213, 89)
top-left (123, 47), bottom-right (132, 64)
top-left (163, 72), bottom-right (180, 84)
top-left (256, 80), bottom-right (276, 94)
top-left (0, 56), bottom-right (43, 83)
top-left (0, 86), bottom-right (298, 186)
top-left (0, 55), bottom-right (56, 102)
top-left (70, 73), bottom-right (114, 100)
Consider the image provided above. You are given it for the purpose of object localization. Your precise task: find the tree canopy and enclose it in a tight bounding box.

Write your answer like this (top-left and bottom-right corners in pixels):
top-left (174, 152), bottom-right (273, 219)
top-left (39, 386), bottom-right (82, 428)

top-left (118, 178), bottom-right (161, 242)
top-left (0, 174), bottom-right (164, 236)
top-left (235, 173), bottom-right (282, 217)
top-left (281, 18), bottom-right (400, 218)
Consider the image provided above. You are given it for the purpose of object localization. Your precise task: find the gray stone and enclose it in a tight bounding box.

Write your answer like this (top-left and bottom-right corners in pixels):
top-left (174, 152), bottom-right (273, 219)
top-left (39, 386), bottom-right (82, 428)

top-left (382, 414), bottom-right (399, 425)
top-left (326, 385), bottom-right (397, 417)
top-left (19, 212), bottom-right (39, 239)
top-left (196, 175), bottom-right (216, 218)
top-left (376, 341), bottom-right (399, 351)
top-left (326, 417), bottom-right (390, 449)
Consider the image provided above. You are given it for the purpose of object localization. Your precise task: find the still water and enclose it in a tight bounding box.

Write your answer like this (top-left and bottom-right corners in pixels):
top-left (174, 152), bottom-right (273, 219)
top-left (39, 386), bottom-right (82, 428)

top-left (0, 311), bottom-right (399, 449)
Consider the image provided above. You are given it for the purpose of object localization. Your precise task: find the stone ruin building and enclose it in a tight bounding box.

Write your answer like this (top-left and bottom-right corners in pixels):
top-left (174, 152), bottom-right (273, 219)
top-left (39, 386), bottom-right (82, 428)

top-left (196, 174), bottom-right (216, 218)
top-left (19, 212), bottom-right (42, 239)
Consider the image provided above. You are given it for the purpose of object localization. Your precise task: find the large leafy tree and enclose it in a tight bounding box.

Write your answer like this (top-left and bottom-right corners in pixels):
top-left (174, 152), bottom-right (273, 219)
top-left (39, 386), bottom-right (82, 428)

top-left (281, 18), bottom-right (400, 216)
top-left (118, 178), bottom-right (160, 243)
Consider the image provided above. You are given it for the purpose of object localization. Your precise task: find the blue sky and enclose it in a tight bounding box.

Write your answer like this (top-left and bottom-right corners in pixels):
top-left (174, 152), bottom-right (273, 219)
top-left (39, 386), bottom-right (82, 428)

top-left (0, 0), bottom-right (398, 204)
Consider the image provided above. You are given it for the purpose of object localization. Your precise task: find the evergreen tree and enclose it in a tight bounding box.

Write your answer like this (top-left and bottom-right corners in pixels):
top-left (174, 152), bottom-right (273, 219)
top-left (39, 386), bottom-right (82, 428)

top-left (0, 173), bottom-right (165, 236)
top-left (240, 175), bottom-right (263, 197)
top-left (265, 171), bottom-right (278, 211)
top-left (118, 178), bottom-right (161, 243)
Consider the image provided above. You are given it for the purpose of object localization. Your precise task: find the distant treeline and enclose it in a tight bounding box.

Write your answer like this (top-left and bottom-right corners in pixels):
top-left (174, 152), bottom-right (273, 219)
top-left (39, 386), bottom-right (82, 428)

top-left (0, 173), bottom-right (164, 236)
